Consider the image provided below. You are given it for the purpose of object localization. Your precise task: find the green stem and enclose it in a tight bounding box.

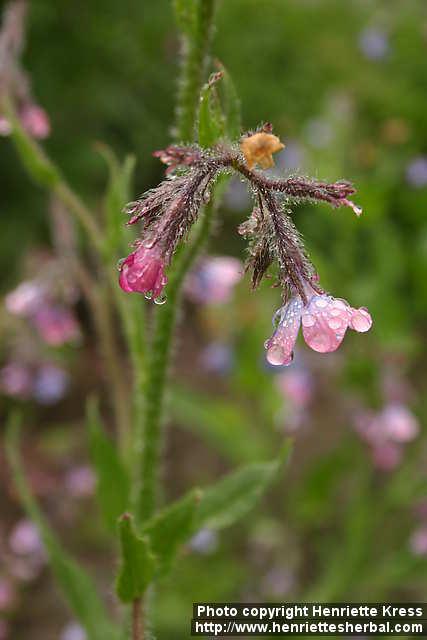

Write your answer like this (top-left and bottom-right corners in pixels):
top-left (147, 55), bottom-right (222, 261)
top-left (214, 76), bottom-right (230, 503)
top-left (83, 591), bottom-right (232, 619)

top-left (175, 0), bottom-right (216, 142)
top-left (133, 201), bottom-right (215, 522)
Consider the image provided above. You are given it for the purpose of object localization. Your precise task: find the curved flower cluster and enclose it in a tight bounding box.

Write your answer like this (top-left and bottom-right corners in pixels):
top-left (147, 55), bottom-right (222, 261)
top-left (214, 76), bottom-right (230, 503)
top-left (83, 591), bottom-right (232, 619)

top-left (118, 125), bottom-right (372, 364)
top-left (265, 288), bottom-right (372, 366)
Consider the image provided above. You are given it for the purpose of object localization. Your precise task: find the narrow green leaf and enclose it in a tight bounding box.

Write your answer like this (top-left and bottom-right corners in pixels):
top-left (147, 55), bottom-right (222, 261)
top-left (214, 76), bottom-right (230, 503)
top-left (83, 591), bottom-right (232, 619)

top-left (87, 398), bottom-right (130, 531)
top-left (194, 442), bottom-right (292, 531)
top-left (5, 414), bottom-right (119, 640)
top-left (116, 514), bottom-right (156, 602)
top-left (216, 61), bottom-right (241, 140)
top-left (142, 489), bottom-right (200, 576)
top-left (198, 71), bottom-right (225, 148)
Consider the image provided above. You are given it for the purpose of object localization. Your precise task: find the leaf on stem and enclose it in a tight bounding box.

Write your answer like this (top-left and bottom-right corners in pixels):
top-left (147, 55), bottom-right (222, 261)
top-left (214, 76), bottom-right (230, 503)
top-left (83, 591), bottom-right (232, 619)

top-left (198, 71), bottom-right (226, 148)
top-left (116, 514), bottom-right (156, 602)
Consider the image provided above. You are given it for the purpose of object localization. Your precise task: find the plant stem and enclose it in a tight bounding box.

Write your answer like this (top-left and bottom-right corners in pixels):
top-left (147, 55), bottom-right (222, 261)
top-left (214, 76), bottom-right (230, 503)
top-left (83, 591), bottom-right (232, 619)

top-left (133, 200), bottom-right (215, 522)
top-left (175, 0), bottom-right (216, 142)
top-left (132, 598), bottom-right (143, 640)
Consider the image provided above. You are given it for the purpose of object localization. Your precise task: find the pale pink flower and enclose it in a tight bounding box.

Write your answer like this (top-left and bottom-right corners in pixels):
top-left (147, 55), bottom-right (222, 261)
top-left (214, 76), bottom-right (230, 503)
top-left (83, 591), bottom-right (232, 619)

top-left (0, 116), bottom-right (12, 136)
top-left (265, 288), bottom-right (372, 366)
top-left (20, 104), bottom-right (51, 139)
top-left (380, 403), bottom-right (419, 442)
top-left (185, 256), bottom-right (243, 304)
top-left (276, 368), bottom-right (314, 408)
top-left (0, 362), bottom-right (32, 398)
top-left (9, 519), bottom-right (43, 556)
top-left (65, 466), bottom-right (96, 498)
top-left (5, 280), bottom-right (45, 316)
top-left (119, 245), bottom-right (167, 299)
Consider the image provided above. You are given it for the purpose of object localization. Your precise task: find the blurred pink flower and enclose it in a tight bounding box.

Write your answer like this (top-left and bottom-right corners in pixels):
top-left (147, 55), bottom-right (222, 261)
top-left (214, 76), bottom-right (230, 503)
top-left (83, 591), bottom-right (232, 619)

top-left (353, 403), bottom-right (418, 471)
top-left (65, 465), bottom-right (96, 498)
top-left (5, 280), bottom-right (45, 316)
top-left (409, 526), bottom-right (427, 556)
top-left (60, 623), bottom-right (86, 640)
top-left (276, 368), bottom-right (314, 409)
top-left (0, 116), bottom-right (12, 136)
top-left (9, 519), bottom-right (43, 556)
top-left (119, 245), bottom-right (167, 299)
top-left (0, 362), bottom-right (32, 398)
top-left (184, 256), bottom-right (243, 304)
top-left (19, 104), bottom-right (51, 139)
top-left (32, 306), bottom-right (80, 346)
top-left (265, 288), bottom-right (372, 366)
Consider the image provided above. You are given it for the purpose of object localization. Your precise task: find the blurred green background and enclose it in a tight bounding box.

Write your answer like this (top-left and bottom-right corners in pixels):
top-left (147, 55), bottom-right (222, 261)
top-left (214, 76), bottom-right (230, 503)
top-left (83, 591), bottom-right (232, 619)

top-left (1, 0), bottom-right (427, 638)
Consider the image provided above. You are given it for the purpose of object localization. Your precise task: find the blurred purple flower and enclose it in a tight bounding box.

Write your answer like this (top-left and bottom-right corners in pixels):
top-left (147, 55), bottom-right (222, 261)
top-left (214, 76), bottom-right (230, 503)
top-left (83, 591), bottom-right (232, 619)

top-left (0, 362), bottom-right (32, 398)
top-left (64, 465), bottom-right (96, 498)
top-left (32, 306), bottom-right (80, 346)
top-left (261, 567), bottom-right (295, 597)
top-left (185, 256), bottom-right (243, 305)
top-left (359, 27), bottom-right (389, 60)
top-left (406, 156), bottom-right (427, 188)
top-left (9, 519), bottom-right (43, 556)
top-left (188, 528), bottom-right (218, 555)
top-left (32, 364), bottom-right (69, 405)
top-left (200, 342), bottom-right (234, 375)
top-left (60, 622), bottom-right (87, 640)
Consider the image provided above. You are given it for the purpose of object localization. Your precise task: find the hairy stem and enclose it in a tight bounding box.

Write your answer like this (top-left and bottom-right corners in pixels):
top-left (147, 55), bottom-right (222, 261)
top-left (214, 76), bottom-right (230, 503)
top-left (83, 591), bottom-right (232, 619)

top-left (132, 598), bottom-right (143, 640)
top-left (175, 0), bottom-right (216, 142)
top-left (133, 200), bottom-right (215, 522)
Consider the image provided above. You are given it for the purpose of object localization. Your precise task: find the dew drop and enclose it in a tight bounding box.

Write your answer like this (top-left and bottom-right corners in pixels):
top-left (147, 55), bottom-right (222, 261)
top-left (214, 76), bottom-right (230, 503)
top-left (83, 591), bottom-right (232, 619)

top-left (116, 258), bottom-right (125, 271)
top-left (302, 313), bottom-right (315, 327)
top-left (266, 345), bottom-right (286, 366)
top-left (144, 291), bottom-right (153, 300)
top-left (154, 294), bottom-right (167, 305)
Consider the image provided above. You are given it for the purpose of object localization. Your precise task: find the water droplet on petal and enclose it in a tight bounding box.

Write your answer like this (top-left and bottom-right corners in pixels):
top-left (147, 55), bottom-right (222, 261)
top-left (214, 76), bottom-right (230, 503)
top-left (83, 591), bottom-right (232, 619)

top-left (116, 258), bottom-right (125, 271)
top-left (315, 297), bottom-right (328, 308)
top-left (302, 313), bottom-right (315, 327)
top-left (350, 308), bottom-right (372, 332)
top-left (154, 294), bottom-right (167, 305)
top-left (144, 291), bottom-right (153, 300)
top-left (266, 345), bottom-right (286, 366)
top-left (328, 317), bottom-right (342, 330)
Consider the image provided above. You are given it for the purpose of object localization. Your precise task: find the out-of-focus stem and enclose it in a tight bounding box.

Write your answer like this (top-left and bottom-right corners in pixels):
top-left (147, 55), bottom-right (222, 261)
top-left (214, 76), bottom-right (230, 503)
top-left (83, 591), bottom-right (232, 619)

top-left (175, 0), bottom-right (216, 142)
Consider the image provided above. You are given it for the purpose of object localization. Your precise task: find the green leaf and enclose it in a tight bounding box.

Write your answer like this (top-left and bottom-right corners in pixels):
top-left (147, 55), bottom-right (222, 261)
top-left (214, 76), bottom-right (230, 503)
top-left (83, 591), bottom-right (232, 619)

top-left (87, 398), bottom-right (130, 531)
top-left (198, 71), bottom-right (225, 148)
top-left (116, 514), bottom-right (156, 602)
top-left (5, 414), bottom-right (119, 640)
top-left (194, 442), bottom-right (292, 531)
top-left (96, 143), bottom-right (136, 256)
top-left (216, 62), bottom-right (241, 140)
top-left (173, 0), bottom-right (197, 36)
top-left (142, 489), bottom-right (200, 576)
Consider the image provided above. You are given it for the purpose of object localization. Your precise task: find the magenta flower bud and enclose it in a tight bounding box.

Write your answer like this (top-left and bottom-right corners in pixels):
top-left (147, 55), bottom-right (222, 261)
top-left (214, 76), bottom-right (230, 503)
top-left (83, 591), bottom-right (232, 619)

top-left (119, 245), bottom-right (168, 300)
top-left (20, 104), bottom-right (51, 139)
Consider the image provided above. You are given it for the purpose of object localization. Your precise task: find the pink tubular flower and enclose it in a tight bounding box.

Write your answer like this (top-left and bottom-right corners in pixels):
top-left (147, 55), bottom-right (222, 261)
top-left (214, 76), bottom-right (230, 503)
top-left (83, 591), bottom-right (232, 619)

top-left (265, 288), bottom-right (372, 366)
top-left (119, 245), bottom-right (168, 299)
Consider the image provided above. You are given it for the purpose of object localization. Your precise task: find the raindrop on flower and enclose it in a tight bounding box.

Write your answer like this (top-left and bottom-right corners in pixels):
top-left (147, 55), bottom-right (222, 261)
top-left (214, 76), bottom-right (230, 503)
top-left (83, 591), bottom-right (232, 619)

top-left (154, 294), bottom-right (167, 305)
